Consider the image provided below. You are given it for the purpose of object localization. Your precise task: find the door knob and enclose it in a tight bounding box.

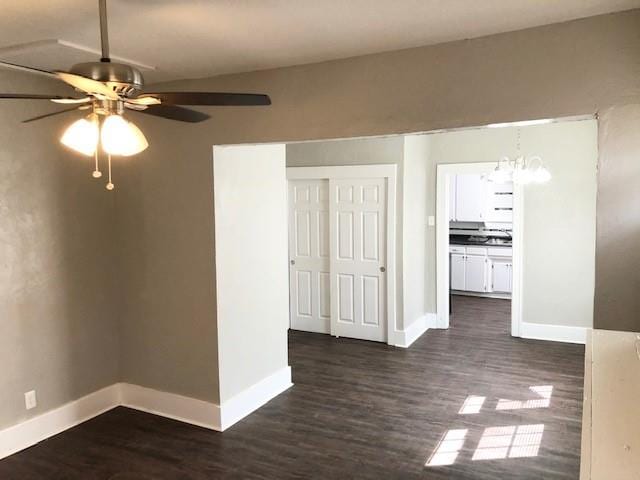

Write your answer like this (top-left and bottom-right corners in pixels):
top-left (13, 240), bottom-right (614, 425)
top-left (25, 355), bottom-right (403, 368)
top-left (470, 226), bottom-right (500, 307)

top-left (290, 260), bottom-right (295, 266)
top-left (379, 266), bottom-right (386, 273)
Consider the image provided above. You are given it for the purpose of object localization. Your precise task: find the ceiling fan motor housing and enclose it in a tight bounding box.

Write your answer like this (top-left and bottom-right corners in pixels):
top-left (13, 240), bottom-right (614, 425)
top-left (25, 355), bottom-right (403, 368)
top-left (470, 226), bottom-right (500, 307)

top-left (69, 62), bottom-right (144, 97)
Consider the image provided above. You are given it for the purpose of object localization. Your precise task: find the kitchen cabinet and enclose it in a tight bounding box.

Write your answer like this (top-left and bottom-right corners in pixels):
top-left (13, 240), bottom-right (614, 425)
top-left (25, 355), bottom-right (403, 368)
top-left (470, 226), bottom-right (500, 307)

top-left (449, 245), bottom-right (512, 296)
top-left (451, 253), bottom-right (466, 290)
top-left (485, 182), bottom-right (514, 222)
top-left (465, 255), bottom-right (488, 292)
top-left (454, 174), bottom-right (487, 222)
top-left (449, 251), bottom-right (489, 293)
top-left (448, 174), bottom-right (513, 223)
top-left (491, 261), bottom-right (512, 293)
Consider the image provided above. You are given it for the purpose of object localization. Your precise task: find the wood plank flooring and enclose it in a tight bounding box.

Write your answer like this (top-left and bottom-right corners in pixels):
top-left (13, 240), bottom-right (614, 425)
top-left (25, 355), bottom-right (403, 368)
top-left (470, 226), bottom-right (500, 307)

top-left (0, 296), bottom-right (585, 479)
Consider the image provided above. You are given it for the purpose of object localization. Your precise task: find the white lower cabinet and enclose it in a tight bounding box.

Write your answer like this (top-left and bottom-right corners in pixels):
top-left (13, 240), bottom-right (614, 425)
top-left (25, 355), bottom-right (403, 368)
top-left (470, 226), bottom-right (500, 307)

top-left (465, 255), bottom-right (488, 292)
top-left (490, 261), bottom-right (512, 293)
top-left (451, 254), bottom-right (466, 290)
top-left (450, 245), bottom-right (512, 296)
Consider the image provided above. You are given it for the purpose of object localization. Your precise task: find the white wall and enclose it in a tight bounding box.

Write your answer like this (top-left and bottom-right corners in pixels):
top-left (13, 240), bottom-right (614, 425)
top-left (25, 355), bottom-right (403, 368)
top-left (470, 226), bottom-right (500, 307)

top-left (428, 119), bottom-right (598, 328)
top-left (213, 144), bottom-right (290, 402)
top-left (402, 135), bottom-right (430, 330)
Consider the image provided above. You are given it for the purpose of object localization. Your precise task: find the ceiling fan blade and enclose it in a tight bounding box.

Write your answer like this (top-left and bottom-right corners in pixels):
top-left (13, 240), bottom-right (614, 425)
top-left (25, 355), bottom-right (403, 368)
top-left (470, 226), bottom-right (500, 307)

top-left (0, 60), bottom-right (58, 79)
top-left (130, 104), bottom-right (210, 123)
top-left (0, 93), bottom-right (90, 103)
top-left (126, 96), bottom-right (161, 106)
top-left (138, 92), bottom-right (271, 106)
top-left (22, 106), bottom-right (82, 124)
top-left (54, 71), bottom-right (119, 100)
top-left (51, 97), bottom-right (92, 104)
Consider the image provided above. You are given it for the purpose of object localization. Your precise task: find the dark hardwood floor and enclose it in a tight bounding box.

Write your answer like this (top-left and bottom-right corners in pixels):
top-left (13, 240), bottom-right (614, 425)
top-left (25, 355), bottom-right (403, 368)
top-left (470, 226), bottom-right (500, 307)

top-left (0, 296), bottom-right (585, 479)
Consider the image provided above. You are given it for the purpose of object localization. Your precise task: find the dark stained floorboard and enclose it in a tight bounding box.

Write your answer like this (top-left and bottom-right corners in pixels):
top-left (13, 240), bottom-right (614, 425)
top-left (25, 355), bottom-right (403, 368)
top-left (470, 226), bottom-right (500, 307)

top-left (0, 296), bottom-right (584, 479)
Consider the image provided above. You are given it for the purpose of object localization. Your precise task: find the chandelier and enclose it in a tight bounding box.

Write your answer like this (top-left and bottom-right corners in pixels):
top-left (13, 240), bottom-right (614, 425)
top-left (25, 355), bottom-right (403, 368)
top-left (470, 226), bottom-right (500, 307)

top-left (60, 100), bottom-right (148, 190)
top-left (487, 128), bottom-right (551, 185)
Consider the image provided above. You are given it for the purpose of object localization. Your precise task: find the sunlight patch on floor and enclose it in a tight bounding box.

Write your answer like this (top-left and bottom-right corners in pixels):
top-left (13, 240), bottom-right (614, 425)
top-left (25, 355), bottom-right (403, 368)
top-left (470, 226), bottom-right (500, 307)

top-left (472, 424), bottom-right (544, 460)
top-left (496, 385), bottom-right (553, 411)
top-left (426, 429), bottom-right (468, 466)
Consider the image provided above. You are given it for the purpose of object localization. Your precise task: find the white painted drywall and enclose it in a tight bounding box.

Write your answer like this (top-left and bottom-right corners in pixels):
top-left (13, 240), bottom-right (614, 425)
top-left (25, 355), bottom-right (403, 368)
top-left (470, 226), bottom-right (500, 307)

top-left (427, 119), bottom-right (597, 328)
top-left (213, 144), bottom-right (290, 403)
top-left (402, 135), bottom-right (430, 331)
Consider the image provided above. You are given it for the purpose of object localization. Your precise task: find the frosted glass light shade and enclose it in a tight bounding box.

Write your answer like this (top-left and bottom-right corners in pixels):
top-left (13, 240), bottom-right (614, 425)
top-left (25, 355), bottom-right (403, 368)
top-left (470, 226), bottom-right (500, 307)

top-left (532, 166), bottom-right (551, 183)
top-left (513, 166), bottom-right (534, 185)
top-left (488, 157), bottom-right (514, 184)
top-left (488, 167), bottom-right (512, 184)
top-left (60, 116), bottom-right (99, 156)
top-left (101, 114), bottom-right (148, 156)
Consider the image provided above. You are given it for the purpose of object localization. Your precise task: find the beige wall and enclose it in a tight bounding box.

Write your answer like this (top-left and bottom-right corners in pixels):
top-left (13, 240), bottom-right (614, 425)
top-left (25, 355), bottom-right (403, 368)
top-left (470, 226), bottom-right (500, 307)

top-left (594, 104), bottom-right (640, 333)
top-left (0, 71), bottom-right (120, 429)
top-left (116, 10), bottom-right (640, 404)
top-left (428, 120), bottom-right (598, 327)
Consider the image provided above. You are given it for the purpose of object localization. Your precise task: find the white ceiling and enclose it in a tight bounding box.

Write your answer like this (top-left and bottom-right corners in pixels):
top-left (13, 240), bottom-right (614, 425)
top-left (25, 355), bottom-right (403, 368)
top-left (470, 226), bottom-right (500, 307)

top-left (0, 0), bottom-right (638, 84)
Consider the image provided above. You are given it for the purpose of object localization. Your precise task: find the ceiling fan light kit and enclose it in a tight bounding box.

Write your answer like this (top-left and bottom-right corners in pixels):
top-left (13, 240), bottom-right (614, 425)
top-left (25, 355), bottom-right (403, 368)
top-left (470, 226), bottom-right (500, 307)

top-left (0, 0), bottom-right (271, 191)
top-left (60, 114), bottom-right (99, 156)
top-left (101, 114), bottom-right (148, 157)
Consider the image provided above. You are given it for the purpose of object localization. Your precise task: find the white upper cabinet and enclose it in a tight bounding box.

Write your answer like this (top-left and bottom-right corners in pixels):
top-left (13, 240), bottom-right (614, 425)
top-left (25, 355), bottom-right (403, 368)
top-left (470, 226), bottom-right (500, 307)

top-left (485, 181), bottom-right (514, 223)
top-left (454, 174), bottom-right (487, 222)
top-left (449, 174), bottom-right (513, 223)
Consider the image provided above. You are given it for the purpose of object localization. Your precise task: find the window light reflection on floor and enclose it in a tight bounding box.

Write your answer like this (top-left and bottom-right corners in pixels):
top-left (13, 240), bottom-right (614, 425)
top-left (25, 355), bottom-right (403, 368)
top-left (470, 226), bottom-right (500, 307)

top-left (458, 395), bottom-right (486, 414)
top-left (496, 386), bottom-right (553, 411)
top-left (426, 429), bottom-right (468, 466)
top-left (472, 424), bottom-right (544, 461)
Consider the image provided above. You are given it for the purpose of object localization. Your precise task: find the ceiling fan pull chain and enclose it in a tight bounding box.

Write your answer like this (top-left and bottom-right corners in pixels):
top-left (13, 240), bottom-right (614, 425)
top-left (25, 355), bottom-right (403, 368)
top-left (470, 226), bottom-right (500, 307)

top-left (92, 150), bottom-right (102, 178)
top-left (106, 154), bottom-right (114, 190)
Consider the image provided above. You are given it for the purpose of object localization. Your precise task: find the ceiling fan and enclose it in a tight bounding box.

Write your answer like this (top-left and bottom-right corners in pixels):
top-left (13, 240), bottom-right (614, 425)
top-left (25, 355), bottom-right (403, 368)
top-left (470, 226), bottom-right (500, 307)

top-left (0, 0), bottom-right (271, 190)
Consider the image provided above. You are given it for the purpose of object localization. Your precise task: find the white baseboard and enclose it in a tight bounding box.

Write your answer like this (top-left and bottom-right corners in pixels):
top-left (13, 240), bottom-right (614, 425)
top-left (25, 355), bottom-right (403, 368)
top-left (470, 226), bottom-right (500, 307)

top-left (395, 314), bottom-right (437, 348)
top-left (219, 366), bottom-right (293, 431)
top-left (0, 384), bottom-right (120, 460)
top-left (120, 383), bottom-right (221, 431)
top-left (0, 367), bottom-right (294, 460)
top-left (520, 322), bottom-right (588, 344)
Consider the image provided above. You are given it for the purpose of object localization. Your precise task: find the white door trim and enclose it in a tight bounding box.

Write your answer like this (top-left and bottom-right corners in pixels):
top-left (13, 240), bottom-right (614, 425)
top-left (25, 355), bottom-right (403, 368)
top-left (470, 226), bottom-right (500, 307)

top-left (287, 164), bottom-right (397, 345)
top-left (436, 162), bottom-right (524, 336)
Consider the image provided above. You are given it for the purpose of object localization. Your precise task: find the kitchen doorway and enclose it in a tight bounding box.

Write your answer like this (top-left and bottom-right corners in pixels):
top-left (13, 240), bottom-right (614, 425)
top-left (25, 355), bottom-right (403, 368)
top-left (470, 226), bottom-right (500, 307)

top-left (436, 162), bottom-right (524, 336)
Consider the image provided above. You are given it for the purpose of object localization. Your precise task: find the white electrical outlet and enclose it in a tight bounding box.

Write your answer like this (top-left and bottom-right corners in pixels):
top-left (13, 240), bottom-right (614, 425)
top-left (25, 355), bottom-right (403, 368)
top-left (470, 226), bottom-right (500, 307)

top-left (427, 215), bottom-right (436, 227)
top-left (24, 390), bottom-right (37, 410)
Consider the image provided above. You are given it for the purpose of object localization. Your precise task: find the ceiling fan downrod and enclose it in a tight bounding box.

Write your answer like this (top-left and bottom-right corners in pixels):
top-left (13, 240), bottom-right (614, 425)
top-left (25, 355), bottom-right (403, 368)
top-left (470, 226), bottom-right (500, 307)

top-left (99, 0), bottom-right (110, 62)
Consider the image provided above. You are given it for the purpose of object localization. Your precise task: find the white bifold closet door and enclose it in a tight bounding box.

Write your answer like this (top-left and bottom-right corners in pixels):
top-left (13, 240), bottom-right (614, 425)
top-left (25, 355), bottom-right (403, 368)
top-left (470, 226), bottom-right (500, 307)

top-left (288, 180), bottom-right (331, 334)
top-left (289, 176), bottom-right (387, 342)
top-left (330, 178), bottom-right (387, 342)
